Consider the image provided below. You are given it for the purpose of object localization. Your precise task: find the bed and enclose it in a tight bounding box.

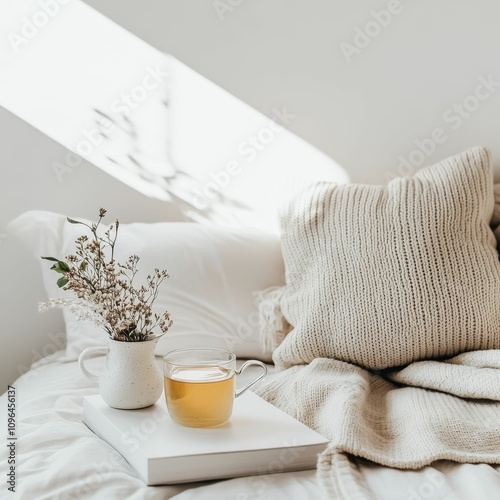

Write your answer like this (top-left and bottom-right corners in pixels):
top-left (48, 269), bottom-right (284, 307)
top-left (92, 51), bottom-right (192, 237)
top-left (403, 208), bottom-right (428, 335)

top-left (3, 150), bottom-right (500, 499)
top-left (3, 351), bottom-right (500, 499)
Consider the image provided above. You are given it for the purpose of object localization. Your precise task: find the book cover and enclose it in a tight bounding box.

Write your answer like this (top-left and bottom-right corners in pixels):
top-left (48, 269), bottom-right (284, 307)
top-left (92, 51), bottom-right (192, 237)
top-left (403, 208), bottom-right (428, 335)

top-left (83, 391), bottom-right (329, 485)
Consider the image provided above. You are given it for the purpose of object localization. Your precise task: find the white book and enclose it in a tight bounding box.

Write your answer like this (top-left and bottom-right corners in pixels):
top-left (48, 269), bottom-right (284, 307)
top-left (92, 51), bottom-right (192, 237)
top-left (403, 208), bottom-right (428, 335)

top-left (83, 391), bottom-right (329, 485)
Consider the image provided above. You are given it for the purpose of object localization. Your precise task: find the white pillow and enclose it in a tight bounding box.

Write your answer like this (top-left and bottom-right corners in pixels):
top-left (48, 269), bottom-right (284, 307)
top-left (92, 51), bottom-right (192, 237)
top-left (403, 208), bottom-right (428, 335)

top-left (8, 211), bottom-right (285, 361)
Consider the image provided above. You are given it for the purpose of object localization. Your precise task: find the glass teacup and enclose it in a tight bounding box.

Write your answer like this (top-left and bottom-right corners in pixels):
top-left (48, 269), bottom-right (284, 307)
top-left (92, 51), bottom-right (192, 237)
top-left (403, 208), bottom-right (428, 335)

top-left (163, 348), bottom-right (267, 428)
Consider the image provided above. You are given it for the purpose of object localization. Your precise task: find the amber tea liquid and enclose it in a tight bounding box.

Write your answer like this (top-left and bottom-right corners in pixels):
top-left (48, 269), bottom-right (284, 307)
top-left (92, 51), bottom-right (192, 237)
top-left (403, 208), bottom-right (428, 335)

top-left (165, 365), bottom-right (235, 427)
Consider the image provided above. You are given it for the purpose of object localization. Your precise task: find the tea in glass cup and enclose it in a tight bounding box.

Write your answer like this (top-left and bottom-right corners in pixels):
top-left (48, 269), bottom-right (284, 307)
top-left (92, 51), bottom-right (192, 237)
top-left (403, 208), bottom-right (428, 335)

top-left (163, 348), bottom-right (267, 428)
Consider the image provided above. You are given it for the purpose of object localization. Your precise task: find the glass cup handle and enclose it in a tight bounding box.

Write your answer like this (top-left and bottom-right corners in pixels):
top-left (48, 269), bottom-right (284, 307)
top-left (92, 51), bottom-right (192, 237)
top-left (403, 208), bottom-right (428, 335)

top-left (235, 360), bottom-right (268, 398)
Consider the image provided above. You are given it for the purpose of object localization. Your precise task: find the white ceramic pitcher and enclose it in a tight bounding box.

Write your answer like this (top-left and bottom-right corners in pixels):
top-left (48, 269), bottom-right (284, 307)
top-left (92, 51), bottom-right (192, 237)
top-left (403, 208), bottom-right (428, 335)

top-left (79, 336), bottom-right (163, 409)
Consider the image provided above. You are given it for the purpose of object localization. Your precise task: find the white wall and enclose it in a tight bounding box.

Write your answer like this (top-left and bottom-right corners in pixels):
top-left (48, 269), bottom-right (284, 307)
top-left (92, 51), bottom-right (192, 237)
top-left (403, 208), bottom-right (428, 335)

top-left (83, 0), bottom-right (500, 182)
top-left (0, 0), bottom-right (347, 234)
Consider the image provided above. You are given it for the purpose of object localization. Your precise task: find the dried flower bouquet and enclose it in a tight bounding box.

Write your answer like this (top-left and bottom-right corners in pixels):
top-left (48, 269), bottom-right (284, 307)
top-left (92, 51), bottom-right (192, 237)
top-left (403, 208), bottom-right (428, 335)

top-left (40, 209), bottom-right (172, 342)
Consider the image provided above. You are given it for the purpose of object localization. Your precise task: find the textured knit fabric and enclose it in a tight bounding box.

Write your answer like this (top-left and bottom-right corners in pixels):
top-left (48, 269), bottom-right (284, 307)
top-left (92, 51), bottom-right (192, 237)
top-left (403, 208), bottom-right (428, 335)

top-left (256, 147), bottom-right (500, 499)
top-left (255, 286), bottom-right (292, 354)
top-left (274, 146), bottom-right (500, 371)
top-left (256, 352), bottom-right (500, 498)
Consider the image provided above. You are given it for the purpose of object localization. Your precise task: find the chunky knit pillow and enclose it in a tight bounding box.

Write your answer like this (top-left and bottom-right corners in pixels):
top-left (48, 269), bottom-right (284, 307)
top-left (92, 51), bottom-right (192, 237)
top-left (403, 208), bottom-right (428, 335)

top-left (275, 147), bottom-right (500, 371)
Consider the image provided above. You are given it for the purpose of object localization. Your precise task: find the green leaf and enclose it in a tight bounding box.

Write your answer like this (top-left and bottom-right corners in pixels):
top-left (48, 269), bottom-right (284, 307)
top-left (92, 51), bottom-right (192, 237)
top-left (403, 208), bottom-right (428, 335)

top-left (50, 261), bottom-right (70, 274)
top-left (57, 277), bottom-right (68, 288)
top-left (51, 264), bottom-right (62, 274)
top-left (41, 256), bottom-right (59, 262)
top-left (58, 261), bottom-right (70, 272)
top-left (66, 217), bottom-right (82, 225)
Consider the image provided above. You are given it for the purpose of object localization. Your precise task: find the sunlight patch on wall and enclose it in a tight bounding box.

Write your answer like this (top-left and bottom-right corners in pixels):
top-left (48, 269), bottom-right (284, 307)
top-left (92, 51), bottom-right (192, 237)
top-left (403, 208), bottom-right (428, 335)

top-left (0, 0), bottom-right (176, 200)
top-left (0, 0), bottom-right (349, 232)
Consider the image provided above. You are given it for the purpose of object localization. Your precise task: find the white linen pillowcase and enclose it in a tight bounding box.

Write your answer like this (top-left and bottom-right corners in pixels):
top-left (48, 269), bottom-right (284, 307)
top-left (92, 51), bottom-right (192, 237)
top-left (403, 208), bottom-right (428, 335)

top-left (9, 211), bottom-right (285, 361)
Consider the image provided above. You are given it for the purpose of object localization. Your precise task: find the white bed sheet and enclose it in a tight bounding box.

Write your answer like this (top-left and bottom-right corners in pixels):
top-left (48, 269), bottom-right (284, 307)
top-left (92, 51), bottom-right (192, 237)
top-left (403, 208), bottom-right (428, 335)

top-left (1, 350), bottom-right (500, 500)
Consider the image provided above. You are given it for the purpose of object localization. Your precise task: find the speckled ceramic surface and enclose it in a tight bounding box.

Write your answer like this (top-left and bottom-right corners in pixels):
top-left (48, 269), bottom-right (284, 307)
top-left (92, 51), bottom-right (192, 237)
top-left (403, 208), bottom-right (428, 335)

top-left (79, 337), bottom-right (163, 409)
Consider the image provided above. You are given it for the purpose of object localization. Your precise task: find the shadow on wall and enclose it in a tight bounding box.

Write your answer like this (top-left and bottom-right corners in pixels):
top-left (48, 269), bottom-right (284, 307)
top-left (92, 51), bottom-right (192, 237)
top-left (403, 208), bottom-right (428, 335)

top-left (91, 103), bottom-right (251, 225)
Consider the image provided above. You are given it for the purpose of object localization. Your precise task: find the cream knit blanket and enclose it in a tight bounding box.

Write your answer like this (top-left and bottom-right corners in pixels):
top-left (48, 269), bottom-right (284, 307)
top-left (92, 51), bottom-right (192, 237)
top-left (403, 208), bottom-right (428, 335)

top-left (257, 351), bottom-right (500, 499)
